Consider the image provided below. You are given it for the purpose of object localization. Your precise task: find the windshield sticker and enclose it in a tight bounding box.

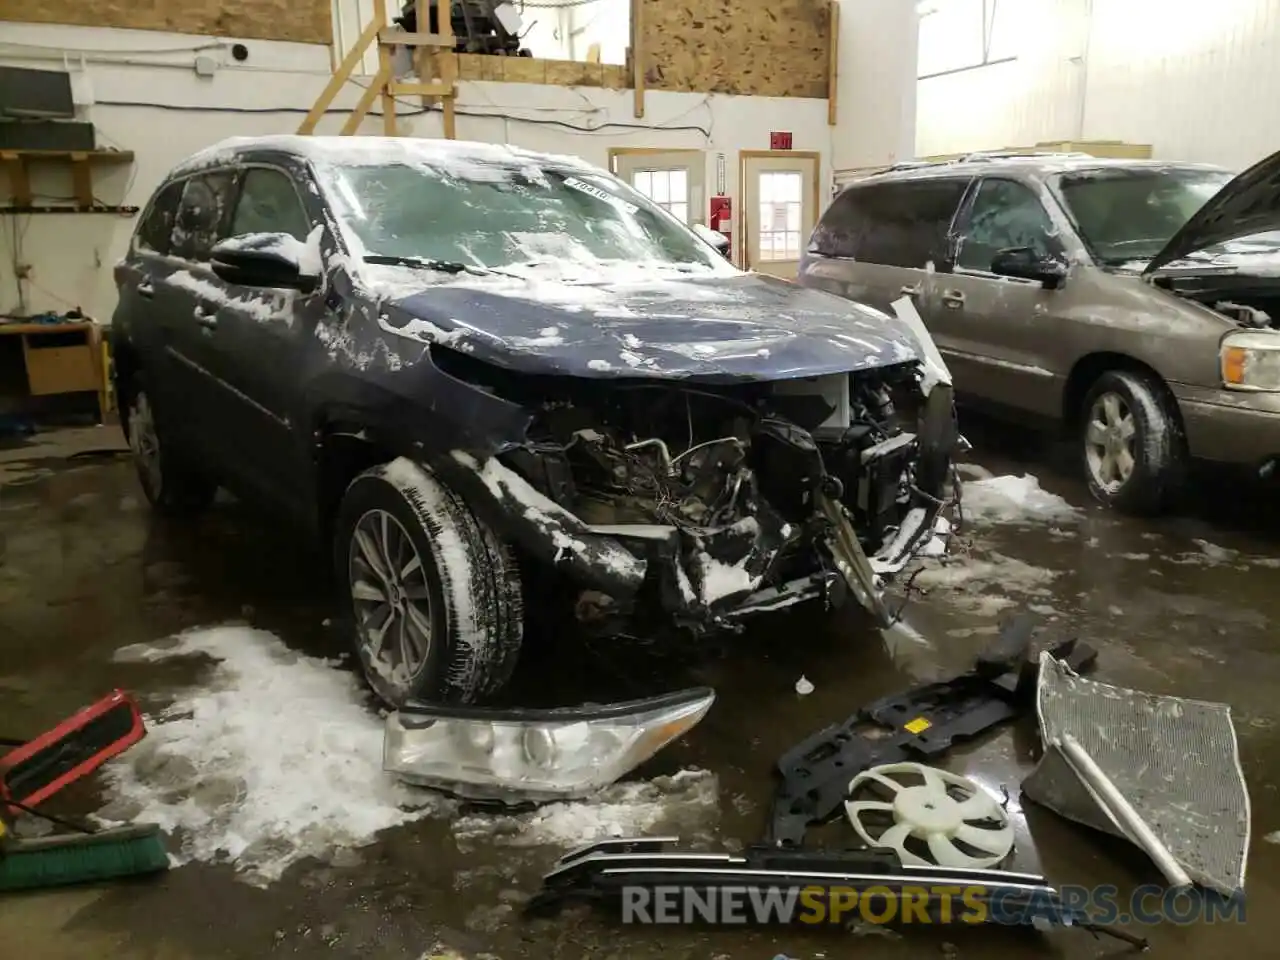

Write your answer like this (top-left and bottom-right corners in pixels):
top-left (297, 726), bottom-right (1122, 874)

top-left (564, 176), bottom-right (640, 215)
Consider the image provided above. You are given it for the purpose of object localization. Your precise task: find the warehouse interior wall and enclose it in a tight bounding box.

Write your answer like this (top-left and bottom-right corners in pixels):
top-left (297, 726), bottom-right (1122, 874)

top-left (832, 0), bottom-right (919, 177)
top-left (916, 0), bottom-right (1280, 170)
top-left (0, 14), bottom-right (855, 321)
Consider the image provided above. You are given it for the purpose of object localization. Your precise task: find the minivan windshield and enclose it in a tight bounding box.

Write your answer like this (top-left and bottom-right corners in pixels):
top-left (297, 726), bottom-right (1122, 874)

top-left (1055, 167), bottom-right (1234, 266)
top-left (318, 158), bottom-right (733, 277)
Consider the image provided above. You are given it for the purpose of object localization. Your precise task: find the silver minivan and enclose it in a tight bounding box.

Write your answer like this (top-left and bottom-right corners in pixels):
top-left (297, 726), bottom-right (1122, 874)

top-left (798, 150), bottom-right (1280, 514)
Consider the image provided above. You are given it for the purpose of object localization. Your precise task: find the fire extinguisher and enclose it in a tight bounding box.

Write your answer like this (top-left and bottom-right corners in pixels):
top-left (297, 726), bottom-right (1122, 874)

top-left (708, 195), bottom-right (732, 260)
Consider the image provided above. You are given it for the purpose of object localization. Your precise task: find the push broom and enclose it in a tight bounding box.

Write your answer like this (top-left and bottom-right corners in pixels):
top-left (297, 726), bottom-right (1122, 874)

top-left (0, 690), bottom-right (170, 891)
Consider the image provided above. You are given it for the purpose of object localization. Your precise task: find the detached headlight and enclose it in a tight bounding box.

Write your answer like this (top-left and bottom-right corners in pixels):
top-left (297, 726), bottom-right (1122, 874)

top-left (383, 687), bottom-right (715, 804)
top-left (1221, 330), bottom-right (1280, 391)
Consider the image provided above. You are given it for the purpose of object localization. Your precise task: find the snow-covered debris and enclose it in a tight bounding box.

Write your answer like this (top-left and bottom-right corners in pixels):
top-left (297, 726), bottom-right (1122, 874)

top-left (962, 473), bottom-right (1080, 526)
top-left (451, 769), bottom-right (718, 849)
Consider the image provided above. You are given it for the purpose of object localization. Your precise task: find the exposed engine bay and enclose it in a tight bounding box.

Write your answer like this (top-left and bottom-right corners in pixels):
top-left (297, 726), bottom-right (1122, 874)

top-left (1160, 274), bottom-right (1280, 329)
top-left (437, 347), bottom-right (958, 633)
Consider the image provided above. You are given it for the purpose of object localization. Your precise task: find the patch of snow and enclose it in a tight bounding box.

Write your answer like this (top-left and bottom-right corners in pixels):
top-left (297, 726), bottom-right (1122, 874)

top-left (167, 269), bottom-right (293, 325)
top-left (1192, 538), bottom-right (1238, 565)
top-left (914, 553), bottom-right (1060, 615)
top-left (452, 769), bottom-right (718, 849)
top-left (955, 462), bottom-right (994, 481)
top-left (696, 553), bottom-right (761, 604)
top-left (103, 627), bottom-right (439, 886)
top-left (587, 359), bottom-right (614, 371)
top-left (962, 474), bottom-right (1080, 526)
top-left (795, 675), bottom-right (815, 696)
top-left (692, 521), bottom-right (763, 604)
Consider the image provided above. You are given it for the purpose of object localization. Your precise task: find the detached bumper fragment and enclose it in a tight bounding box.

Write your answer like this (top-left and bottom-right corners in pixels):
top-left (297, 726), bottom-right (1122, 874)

top-left (524, 837), bottom-right (1148, 948)
top-left (383, 687), bottom-right (714, 805)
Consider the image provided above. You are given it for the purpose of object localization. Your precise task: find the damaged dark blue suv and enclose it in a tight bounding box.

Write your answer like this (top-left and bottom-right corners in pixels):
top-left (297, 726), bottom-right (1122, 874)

top-left (112, 136), bottom-right (960, 707)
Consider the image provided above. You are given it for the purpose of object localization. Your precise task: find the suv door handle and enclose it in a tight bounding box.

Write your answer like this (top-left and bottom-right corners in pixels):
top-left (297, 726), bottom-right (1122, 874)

top-left (136, 281), bottom-right (154, 299)
top-left (941, 290), bottom-right (966, 308)
top-left (900, 284), bottom-right (922, 297)
top-left (193, 305), bottom-right (218, 329)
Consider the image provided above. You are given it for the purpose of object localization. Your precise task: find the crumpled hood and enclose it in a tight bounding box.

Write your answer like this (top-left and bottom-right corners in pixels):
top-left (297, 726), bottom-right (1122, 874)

top-left (1146, 147), bottom-right (1280, 275)
top-left (380, 270), bottom-right (922, 382)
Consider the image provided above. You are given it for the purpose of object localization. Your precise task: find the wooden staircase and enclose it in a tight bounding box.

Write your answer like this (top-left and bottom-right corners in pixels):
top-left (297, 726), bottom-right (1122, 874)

top-left (298, 0), bottom-right (458, 138)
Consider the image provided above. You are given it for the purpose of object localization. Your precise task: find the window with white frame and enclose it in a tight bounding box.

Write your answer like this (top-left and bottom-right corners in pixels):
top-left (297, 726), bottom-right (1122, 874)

top-left (631, 168), bottom-right (690, 223)
top-left (757, 170), bottom-right (804, 261)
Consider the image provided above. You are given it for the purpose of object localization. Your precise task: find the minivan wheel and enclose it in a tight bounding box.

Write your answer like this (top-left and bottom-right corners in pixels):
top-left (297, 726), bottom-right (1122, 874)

top-left (1080, 370), bottom-right (1184, 515)
top-left (335, 457), bottom-right (523, 707)
top-left (124, 389), bottom-right (217, 515)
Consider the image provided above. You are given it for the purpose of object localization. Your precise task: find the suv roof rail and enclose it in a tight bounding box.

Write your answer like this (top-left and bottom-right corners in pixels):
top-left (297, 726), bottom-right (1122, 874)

top-left (879, 150), bottom-right (1097, 173)
top-left (957, 149), bottom-right (1095, 162)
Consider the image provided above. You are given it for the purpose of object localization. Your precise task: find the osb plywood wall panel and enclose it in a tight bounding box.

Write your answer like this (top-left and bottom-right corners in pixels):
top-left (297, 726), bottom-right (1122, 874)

top-left (457, 55), bottom-right (628, 89)
top-left (640, 0), bottom-right (831, 98)
top-left (5, 0), bottom-right (332, 45)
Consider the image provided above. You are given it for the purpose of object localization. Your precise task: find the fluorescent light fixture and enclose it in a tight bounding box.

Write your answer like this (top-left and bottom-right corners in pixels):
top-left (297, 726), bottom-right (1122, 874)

top-left (383, 687), bottom-right (715, 804)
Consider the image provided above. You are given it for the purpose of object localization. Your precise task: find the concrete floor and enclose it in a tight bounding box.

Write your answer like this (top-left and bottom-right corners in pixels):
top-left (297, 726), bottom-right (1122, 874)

top-left (3, 419), bottom-right (1280, 959)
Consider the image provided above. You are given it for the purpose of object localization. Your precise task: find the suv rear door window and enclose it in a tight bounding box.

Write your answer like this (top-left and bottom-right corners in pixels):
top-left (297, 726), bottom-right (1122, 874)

top-left (809, 179), bottom-right (968, 268)
top-left (171, 171), bottom-right (238, 261)
top-left (229, 167), bottom-right (312, 241)
top-left (135, 181), bottom-right (184, 256)
top-left (956, 178), bottom-right (1061, 271)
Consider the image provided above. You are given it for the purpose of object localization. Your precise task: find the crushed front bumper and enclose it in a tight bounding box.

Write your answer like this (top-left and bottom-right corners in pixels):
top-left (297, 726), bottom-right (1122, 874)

top-left (437, 376), bottom-right (959, 632)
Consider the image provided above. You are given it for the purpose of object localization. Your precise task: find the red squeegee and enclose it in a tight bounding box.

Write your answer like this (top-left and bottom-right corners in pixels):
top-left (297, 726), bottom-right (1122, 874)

top-left (1, 690), bottom-right (146, 813)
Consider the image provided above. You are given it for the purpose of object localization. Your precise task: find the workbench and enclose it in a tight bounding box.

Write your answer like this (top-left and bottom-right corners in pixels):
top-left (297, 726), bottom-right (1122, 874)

top-left (0, 321), bottom-right (107, 423)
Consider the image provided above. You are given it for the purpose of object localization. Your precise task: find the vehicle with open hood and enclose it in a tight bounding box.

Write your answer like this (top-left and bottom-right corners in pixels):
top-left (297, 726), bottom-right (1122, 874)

top-left (111, 136), bottom-right (959, 706)
top-left (799, 148), bottom-right (1280, 514)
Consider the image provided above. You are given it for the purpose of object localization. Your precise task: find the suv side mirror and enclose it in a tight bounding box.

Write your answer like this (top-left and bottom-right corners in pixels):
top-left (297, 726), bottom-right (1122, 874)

top-left (692, 222), bottom-right (731, 258)
top-left (211, 233), bottom-right (319, 293)
top-left (990, 246), bottom-right (1068, 289)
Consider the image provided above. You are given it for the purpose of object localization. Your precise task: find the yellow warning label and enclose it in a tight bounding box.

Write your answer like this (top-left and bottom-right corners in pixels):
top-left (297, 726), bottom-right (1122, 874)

top-left (903, 716), bottom-right (932, 734)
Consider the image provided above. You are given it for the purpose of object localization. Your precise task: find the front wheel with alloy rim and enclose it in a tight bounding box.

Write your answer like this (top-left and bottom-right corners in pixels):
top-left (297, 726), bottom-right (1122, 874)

top-left (335, 457), bottom-right (524, 707)
top-left (1080, 369), bottom-right (1185, 515)
top-left (125, 389), bottom-right (217, 515)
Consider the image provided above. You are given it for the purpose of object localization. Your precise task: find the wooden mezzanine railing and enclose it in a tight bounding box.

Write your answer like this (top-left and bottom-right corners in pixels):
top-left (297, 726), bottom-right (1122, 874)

top-left (298, 0), bottom-right (458, 138)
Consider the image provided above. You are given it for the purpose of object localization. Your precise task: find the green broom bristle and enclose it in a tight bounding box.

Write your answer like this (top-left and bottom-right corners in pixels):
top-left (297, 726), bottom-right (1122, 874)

top-left (0, 824), bottom-right (170, 892)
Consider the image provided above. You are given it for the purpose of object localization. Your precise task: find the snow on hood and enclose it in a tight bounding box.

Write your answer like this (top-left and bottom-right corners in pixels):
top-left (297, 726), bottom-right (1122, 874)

top-left (1145, 146), bottom-right (1280, 275)
top-left (368, 263), bottom-right (923, 382)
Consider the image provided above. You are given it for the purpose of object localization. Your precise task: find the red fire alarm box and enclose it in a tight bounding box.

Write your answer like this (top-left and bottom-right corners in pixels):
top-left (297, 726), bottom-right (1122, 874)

top-left (770, 131), bottom-right (793, 150)
top-left (709, 195), bottom-right (732, 259)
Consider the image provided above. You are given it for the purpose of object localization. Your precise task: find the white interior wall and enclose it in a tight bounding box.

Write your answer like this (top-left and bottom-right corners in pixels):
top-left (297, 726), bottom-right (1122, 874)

top-left (0, 21), bottom-right (835, 321)
top-left (916, 0), bottom-right (1280, 168)
top-left (832, 0), bottom-right (920, 177)
top-left (566, 0), bottom-right (630, 64)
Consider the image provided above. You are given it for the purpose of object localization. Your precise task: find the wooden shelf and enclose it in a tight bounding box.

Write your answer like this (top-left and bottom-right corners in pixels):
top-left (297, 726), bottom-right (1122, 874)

top-left (0, 149), bottom-right (135, 212)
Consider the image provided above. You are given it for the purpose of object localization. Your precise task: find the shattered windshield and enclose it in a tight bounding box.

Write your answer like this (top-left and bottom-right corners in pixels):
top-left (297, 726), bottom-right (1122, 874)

top-left (1055, 167), bottom-right (1234, 266)
top-left (320, 157), bottom-right (732, 276)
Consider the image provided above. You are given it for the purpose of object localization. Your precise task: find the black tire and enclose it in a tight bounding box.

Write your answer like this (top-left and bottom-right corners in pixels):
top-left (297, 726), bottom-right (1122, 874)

top-left (335, 457), bottom-right (524, 706)
top-left (1080, 369), bottom-right (1185, 515)
top-left (122, 387), bottom-right (217, 515)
